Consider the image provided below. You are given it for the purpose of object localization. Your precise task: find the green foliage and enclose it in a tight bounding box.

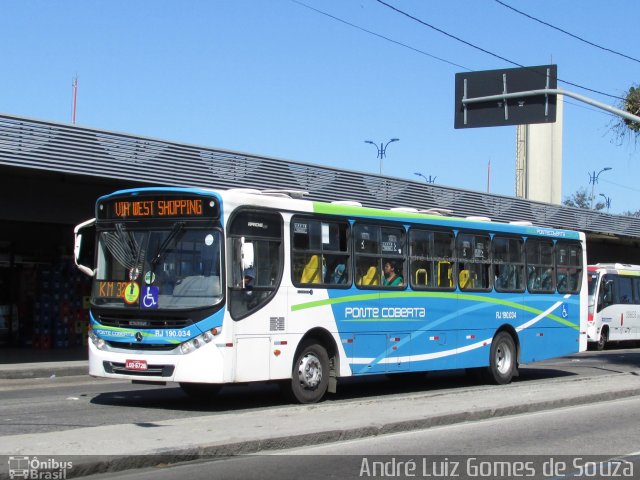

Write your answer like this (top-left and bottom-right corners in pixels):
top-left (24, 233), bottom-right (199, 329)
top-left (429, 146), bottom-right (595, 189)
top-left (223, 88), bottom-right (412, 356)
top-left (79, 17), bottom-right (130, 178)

top-left (622, 210), bottom-right (640, 217)
top-left (562, 187), bottom-right (604, 211)
top-left (623, 86), bottom-right (640, 133)
top-left (611, 84), bottom-right (640, 146)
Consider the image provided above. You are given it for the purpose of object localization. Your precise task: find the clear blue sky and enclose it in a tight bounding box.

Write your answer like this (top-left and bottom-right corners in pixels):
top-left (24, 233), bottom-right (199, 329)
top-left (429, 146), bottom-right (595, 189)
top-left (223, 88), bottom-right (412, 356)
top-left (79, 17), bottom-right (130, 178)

top-left (2, 0), bottom-right (638, 213)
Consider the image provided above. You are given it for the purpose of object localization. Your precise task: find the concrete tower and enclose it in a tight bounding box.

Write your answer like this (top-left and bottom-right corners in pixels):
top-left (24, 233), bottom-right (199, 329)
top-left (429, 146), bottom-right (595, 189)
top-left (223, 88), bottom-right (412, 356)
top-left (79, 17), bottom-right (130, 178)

top-left (515, 95), bottom-right (564, 204)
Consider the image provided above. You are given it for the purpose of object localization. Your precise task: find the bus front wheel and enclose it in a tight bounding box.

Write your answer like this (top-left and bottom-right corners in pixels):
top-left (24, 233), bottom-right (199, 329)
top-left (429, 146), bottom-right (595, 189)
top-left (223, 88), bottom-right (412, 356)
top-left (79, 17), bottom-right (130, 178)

top-left (486, 332), bottom-right (516, 385)
top-left (289, 341), bottom-right (329, 404)
top-left (596, 328), bottom-right (608, 351)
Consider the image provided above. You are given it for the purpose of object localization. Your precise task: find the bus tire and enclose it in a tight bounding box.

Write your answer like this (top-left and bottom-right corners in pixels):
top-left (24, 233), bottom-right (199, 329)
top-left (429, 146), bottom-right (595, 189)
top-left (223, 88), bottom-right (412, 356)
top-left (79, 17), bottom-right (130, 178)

top-left (179, 382), bottom-right (221, 399)
top-left (290, 340), bottom-right (329, 404)
top-left (486, 332), bottom-right (516, 385)
top-left (596, 328), bottom-right (608, 351)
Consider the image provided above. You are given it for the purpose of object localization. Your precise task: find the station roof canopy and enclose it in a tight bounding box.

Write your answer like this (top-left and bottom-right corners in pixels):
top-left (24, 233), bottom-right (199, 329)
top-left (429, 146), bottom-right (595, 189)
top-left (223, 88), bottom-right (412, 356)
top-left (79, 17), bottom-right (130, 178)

top-left (1, 112), bottom-right (639, 240)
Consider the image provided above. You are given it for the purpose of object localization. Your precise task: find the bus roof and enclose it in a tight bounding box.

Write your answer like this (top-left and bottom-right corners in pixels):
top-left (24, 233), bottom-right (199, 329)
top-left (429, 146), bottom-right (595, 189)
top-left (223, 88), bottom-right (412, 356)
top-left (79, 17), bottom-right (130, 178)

top-left (100, 186), bottom-right (584, 240)
top-left (588, 263), bottom-right (640, 274)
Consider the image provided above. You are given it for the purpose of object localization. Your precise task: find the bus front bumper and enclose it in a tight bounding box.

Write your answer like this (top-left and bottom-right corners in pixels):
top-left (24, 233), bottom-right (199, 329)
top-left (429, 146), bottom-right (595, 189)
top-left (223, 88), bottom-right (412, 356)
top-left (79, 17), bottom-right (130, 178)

top-left (88, 341), bottom-right (230, 384)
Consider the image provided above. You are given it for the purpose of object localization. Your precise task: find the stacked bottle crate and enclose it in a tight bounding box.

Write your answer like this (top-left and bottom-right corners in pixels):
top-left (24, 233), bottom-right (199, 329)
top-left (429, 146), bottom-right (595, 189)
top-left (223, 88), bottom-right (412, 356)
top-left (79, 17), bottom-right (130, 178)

top-left (33, 259), bottom-right (91, 349)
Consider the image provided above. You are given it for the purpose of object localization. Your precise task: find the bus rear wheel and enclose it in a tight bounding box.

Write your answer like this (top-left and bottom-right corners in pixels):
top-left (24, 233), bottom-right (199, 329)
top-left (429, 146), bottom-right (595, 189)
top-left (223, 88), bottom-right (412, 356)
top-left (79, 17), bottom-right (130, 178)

top-left (486, 332), bottom-right (516, 385)
top-left (289, 341), bottom-right (329, 404)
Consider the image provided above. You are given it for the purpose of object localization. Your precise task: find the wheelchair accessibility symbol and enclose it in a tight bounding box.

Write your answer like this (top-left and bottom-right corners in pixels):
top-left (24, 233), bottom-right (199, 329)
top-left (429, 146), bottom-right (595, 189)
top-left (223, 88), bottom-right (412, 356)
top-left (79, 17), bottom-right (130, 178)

top-left (561, 303), bottom-right (568, 318)
top-left (141, 286), bottom-right (159, 309)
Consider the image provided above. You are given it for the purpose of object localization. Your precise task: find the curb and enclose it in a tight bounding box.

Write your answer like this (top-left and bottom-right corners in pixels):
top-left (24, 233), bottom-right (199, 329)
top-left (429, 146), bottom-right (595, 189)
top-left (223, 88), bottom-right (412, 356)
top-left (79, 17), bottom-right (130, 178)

top-left (0, 363), bottom-right (88, 380)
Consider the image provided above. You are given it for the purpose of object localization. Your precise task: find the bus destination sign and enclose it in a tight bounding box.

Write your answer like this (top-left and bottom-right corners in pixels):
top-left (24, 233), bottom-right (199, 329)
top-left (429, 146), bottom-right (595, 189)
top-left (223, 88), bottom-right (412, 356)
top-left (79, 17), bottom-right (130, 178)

top-left (98, 195), bottom-right (218, 220)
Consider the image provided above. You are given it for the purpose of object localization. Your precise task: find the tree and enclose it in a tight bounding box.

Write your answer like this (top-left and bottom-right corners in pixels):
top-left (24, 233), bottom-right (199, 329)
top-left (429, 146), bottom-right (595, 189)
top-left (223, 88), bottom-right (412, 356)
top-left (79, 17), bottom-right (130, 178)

top-left (611, 84), bottom-right (640, 146)
top-left (562, 188), bottom-right (605, 210)
top-left (622, 209), bottom-right (640, 217)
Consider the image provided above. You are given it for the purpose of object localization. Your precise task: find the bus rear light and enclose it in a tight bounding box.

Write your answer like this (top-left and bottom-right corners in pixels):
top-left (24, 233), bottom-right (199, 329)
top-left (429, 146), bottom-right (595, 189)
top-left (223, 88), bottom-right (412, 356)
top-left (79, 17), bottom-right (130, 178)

top-left (211, 327), bottom-right (222, 336)
top-left (273, 349), bottom-right (281, 356)
top-left (587, 313), bottom-right (594, 323)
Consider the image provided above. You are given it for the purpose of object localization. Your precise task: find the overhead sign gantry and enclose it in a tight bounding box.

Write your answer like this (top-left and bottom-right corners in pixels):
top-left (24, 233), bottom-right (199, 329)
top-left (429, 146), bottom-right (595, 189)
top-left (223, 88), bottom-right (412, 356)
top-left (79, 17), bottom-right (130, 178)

top-left (454, 64), bottom-right (640, 129)
top-left (454, 64), bottom-right (557, 129)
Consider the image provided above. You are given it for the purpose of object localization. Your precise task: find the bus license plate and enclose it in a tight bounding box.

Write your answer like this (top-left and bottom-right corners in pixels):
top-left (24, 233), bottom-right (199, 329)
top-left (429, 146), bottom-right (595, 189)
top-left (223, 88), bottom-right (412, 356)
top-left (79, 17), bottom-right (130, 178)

top-left (125, 359), bottom-right (147, 371)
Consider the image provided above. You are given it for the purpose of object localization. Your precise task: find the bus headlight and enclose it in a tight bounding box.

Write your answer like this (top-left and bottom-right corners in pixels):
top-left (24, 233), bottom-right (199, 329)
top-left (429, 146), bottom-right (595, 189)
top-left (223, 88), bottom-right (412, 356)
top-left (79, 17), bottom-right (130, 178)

top-left (179, 327), bottom-right (221, 354)
top-left (89, 330), bottom-right (106, 350)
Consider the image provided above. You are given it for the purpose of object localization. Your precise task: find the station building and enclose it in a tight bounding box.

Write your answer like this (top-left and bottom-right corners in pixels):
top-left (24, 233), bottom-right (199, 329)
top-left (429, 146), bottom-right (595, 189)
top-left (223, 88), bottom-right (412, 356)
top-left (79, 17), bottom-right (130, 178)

top-left (1, 113), bottom-right (639, 350)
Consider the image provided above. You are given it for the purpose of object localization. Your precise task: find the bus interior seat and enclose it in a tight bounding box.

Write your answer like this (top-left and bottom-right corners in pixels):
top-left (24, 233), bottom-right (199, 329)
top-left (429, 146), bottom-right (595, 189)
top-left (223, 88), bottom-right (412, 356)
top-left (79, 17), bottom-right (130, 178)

top-left (361, 266), bottom-right (379, 286)
top-left (540, 270), bottom-right (553, 290)
top-left (459, 269), bottom-right (475, 289)
top-left (437, 261), bottom-right (453, 287)
top-left (300, 255), bottom-right (321, 284)
top-left (527, 269), bottom-right (539, 290)
top-left (330, 263), bottom-right (347, 284)
top-left (496, 265), bottom-right (515, 290)
top-left (557, 273), bottom-right (567, 291)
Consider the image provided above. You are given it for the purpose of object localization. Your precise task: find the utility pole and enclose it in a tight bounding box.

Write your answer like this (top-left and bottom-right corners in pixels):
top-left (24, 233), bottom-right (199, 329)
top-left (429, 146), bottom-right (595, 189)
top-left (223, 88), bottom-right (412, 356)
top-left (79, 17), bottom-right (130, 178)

top-left (72, 76), bottom-right (78, 125)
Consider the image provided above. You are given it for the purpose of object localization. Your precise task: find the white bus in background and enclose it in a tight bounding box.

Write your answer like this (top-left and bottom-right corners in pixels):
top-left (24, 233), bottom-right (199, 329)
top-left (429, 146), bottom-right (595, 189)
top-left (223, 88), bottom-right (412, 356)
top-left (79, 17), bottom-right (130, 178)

top-left (587, 263), bottom-right (640, 350)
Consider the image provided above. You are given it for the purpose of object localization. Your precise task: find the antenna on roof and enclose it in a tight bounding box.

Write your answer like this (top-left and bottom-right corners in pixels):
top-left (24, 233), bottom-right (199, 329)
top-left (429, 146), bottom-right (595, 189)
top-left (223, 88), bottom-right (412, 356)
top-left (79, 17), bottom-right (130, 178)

top-left (420, 208), bottom-right (453, 216)
top-left (261, 189), bottom-right (308, 199)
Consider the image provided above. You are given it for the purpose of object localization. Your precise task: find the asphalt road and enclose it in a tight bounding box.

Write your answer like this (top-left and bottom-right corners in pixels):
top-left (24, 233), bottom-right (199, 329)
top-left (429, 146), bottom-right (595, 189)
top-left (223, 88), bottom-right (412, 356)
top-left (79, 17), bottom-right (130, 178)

top-left (1, 346), bottom-right (639, 438)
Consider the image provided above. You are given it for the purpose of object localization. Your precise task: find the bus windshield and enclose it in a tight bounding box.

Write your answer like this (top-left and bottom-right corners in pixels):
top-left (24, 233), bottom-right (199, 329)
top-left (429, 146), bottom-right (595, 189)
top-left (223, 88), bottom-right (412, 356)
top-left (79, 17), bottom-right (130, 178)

top-left (93, 223), bottom-right (223, 309)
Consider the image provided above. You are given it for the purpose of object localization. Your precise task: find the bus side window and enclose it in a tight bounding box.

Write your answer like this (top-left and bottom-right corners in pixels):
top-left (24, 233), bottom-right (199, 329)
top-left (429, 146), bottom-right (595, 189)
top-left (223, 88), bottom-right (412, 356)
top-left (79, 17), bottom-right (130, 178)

top-left (292, 217), bottom-right (350, 288)
top-left (618, 276), bottom-right (633, 304)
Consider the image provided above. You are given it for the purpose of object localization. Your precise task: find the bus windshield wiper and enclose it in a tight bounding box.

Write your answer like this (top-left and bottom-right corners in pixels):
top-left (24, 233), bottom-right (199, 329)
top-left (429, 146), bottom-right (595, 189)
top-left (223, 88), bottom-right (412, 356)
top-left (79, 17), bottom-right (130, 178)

top-left (104, 223), bottom-right (145, 272)
top-left (151, 222), bottom-right (185, 266)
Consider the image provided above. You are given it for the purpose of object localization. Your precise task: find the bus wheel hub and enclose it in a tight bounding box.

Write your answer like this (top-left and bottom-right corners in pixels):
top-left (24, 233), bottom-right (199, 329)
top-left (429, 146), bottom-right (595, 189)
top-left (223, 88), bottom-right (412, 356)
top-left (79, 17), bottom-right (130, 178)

top-left (298, 353), bottom-right (322, 389)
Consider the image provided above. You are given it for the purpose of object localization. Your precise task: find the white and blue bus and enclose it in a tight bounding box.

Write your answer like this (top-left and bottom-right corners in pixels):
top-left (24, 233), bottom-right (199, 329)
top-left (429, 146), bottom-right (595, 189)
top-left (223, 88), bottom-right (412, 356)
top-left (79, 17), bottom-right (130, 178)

top-left (74, 187), bottom-right (587, 403)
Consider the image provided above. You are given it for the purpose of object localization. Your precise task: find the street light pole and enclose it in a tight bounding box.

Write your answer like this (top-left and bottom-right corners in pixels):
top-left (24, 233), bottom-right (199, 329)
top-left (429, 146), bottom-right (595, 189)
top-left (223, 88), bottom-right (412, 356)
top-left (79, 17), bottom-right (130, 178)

top-left (588, 167), bottom-right (612, 209)
top-left (414, 172), bottom-right (437, 184)
top-left (364, 138), bottom-right (399, 175)
top-left (599, 193), bottom-right (611, 213)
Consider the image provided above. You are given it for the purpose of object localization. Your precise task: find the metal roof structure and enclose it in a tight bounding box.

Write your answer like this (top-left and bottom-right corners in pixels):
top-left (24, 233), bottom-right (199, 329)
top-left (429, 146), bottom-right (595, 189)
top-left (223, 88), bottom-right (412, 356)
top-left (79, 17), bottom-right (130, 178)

top-left (1, 112), bottom-right (639, 238)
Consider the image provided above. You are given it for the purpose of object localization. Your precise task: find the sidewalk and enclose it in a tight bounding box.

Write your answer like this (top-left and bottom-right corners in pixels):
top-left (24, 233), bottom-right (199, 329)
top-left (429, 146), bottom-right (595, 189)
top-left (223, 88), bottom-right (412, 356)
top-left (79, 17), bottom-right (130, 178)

top-left (2, 368), bottom-right (640, 478)
top-left (0, 347), bottom-right (88, 379)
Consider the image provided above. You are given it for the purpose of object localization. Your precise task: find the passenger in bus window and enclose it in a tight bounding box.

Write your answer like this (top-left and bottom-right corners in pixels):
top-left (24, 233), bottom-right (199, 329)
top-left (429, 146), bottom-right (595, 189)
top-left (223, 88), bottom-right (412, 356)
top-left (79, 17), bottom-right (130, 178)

top-left (383, 260), bottom-right (403, 286)
top-left (540, 268), bottom-right (554, 291)
top-left (243, 268), bottom-right (255, 291)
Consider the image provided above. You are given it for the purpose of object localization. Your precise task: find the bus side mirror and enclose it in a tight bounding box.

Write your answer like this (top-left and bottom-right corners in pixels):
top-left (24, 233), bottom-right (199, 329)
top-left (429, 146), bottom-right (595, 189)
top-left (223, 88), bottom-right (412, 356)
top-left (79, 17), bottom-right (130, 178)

top-left (74, 218), bottom-right (96, 277)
